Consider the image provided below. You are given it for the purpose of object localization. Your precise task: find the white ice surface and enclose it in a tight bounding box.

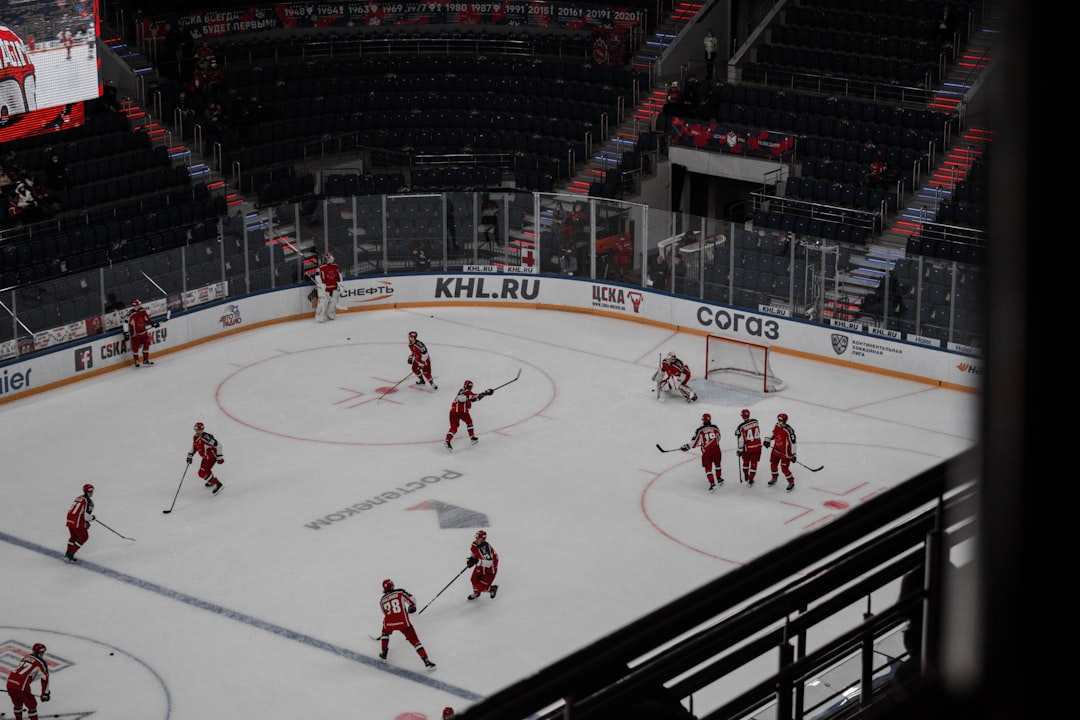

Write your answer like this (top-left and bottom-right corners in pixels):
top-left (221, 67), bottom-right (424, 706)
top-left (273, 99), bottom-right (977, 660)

top-left (0, 306), bottom-right (978, 719)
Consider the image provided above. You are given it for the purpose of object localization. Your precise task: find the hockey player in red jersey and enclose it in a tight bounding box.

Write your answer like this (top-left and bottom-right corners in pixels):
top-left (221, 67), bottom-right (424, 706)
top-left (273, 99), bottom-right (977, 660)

top-left (443, 708), bottom-right (456, 719)
top-left (187, 422), bottom-right (224, 495)
top-left (377, 578), bottom-right (436, 669)
top-left (5, 642), bottom-right (50, 719)
top-left (466, 530), bottom-right (499, 600)
top-left (125, 298), bottom-right (159, 367)
top-left (735, 408), bottom-right (763, 485)
top-left (63, 484), bottom-right (94, 562)
top-left (407, 331), bottom-right (437, 389)
top-left (445, 380), bottom-right (493, 451)
top-left (682, 413), bottom-right (723, 491)
top-left (313, 252), bottom-right (342, 322)
top-left (654, 351), bottom-right (698, 402)
top-left (764, 412), bottom-right (797, 491)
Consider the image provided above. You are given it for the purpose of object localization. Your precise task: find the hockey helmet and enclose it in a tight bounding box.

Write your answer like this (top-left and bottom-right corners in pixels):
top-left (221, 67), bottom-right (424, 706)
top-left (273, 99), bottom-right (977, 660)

top-left (665, 351), bottom-right (676, 361)
top-left (777, 413), bottom-right (788, 424)
top-left (324, 252), bottom-right (334, 264)
top-left (463, 380), bottom-right (474, 390)
top-left (382, 578), bottom-right (394, 592)
top-left (741, 409), bottom-right (751, 420)
top-left (443, 708), bottom-right (455, 719)
top-left (475, 530), bottom-right (487, 542)
top-left (702, 413), bottom-right (711, 424)
top-left (131, 298), bottom-right (141, 307)
top-left (194, 421), bottom-right (205, 434)
top-left (408, 331), bottom-right (418, 341)
top-left (83, 483), bottom-right (94, 495)
top-left (32, 642), bottom-right (46, 655)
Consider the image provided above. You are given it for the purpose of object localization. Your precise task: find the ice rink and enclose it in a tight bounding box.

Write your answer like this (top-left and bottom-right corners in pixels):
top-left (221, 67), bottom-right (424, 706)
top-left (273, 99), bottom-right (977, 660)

top-left (0, 304), bottom-right (978, 719)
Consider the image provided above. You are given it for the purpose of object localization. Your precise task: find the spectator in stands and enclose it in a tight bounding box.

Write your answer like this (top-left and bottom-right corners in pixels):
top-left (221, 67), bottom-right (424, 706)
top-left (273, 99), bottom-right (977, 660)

top-left (933, 5), bottom-right (958, 46)
top-left (703, 29), bottom-right (719, 81)
top-left (44, 153), bottom-right (68, 192)
top-left (650, 251), bottom-right (671, 291)
top-left (0, 165), bottom-right (13, 195)
top-left (194, 40), bottom-right (215, 64)
top-left (413, 247), bottom-right (432, 271)
top-left (558, 247), bottom-right (578, 276)
top-left (671, 251), bottom-right (687, 291)
top-left (681, 73), bottom-right (701, 117)
top-left (869, 152), bottom-right (887, 186)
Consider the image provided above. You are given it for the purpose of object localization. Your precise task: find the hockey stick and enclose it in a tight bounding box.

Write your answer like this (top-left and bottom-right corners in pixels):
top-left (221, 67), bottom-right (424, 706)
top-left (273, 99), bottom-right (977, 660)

top-left (139, 270), bottom-right (173, 321)
top-left (418, 565), bottom-right (470, 615)
top-left (794, 459), bottom-right (824, 472)
top-left (162, 464), bottom-right (191, 514)
top-left (376, 373), bottom-right (413, 403)
top-left (488, 368), bottom-right (522, 393)
top-left (656, 444), bottom-right (683, 453)
top-left (94, 517), bottom-right (135, 541)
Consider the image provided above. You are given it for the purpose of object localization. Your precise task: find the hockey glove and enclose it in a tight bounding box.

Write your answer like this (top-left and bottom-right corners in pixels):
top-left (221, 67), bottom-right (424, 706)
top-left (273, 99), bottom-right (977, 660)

top-left (467, 556), bottom-right (479, 567)
top-left (408, 605), bottom-right (416, 614)
top-left (123, 333), bottom-right (130, 342)
top-left (789, 456), bottom-right (796, 463)
top-left (680, 444), bottom-right (690, 451)
top-left (737, 450), bottom-right (743, 457)
top-left (763, 439), bottom-right (771, 448)
top-left (485, 389), bottom-right (494, 396)
top-left (216, 456), bottom-right (225, 464)
top-left (41, 691), bottom-right (50, 702)
top-left (186, 454), bottom-right (193, 464)
top-left (152, 322), bottom-right (159, 328)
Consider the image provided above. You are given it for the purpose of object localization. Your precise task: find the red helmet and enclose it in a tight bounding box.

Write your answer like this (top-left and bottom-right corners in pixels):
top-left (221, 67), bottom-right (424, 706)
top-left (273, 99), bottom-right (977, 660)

top-left (83, 483), bottom-right (94, 495)
top-left (408, 331), bottom-right (418, 341)
top-left (32, 642), bottom-right (46, 655)
top-left (131, 298), bottom-right (141, 306)
top-left (702, 413), bottom-right (711, 424)
top-left (382, 578), bottom-right (394, 592)
top-left (194, 422), bottom-right (205, 434)
top-left (475, 530), bottom-right (487, 542)
top-left (741, 409), bottom-right (750, 420)
top-left (324, 252), bottom-right (334, 264)
top-left (777, 413), bottom-right (788, 424)
top-left (463, 380), bottom-right (473, 390)
top-left (443, 708), bottom-right (455, 719)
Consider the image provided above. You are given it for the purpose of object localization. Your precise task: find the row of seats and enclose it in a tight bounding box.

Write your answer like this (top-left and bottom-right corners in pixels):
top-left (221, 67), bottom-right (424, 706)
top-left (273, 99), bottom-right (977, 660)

top-left (753, 209), bottom-right (873, 246)
top-left (754, 44), bottom-right (939, 87)
top-left (771, 24), bottom-right (946, 61)
top-left (784, 176), bottom-right (893, 214)
top-left (787, 1), bottom-right (969, 37)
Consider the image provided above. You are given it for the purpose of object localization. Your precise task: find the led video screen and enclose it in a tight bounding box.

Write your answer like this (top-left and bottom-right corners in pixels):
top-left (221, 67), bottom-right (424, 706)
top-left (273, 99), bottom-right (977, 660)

top-left (1, 0), bottom-right (99, 143)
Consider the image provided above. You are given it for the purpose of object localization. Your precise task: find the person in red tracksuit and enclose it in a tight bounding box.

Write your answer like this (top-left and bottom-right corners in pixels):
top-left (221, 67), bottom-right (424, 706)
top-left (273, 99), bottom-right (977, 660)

top-left (125, 298), bottom-right (159, 367)
top-left (6, 642), bottom-right (51, 720)
top-left (735, 408), bottom-right (763, 485)
top-left (682, 413), bottom-right (723, 491)
top-left (377, 579), bottom-right (436, 669)
top-left (764, 412), bottom-right (797, 491)
top-left (466, 530), bottom-right (499, 600)
top-left (187, 422), bottom-right (224, 495)
top-left (64, 484), bottom-right (94, 562)
top-left (407, 331), bottom-right (437, 389)
top-left (444, 380), bottom-right (492, 452)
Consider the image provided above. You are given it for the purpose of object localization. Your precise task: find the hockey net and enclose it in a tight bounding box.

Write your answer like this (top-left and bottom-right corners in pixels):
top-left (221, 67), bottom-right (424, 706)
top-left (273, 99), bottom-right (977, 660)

top-left (704, 335), bottom-right (786, 393)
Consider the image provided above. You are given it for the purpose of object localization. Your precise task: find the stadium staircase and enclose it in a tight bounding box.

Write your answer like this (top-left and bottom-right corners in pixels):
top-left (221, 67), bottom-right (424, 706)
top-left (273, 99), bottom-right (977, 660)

top-left (839, 13), bottom-right (998, 297)
top-left (562, 1), bottom-right (702, 197)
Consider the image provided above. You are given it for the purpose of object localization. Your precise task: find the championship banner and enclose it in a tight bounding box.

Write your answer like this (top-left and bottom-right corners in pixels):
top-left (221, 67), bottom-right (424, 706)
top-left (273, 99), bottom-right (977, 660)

top-left (670, 117), bottom-right (796, 160)
top-left (139, 2), bottom-right (645, 41)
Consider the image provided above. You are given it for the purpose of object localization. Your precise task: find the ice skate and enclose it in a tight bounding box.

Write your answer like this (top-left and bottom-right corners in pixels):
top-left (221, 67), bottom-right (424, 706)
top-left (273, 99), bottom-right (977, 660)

top-left (489, 585), bottom-right (498, 598)
top-left (212, 482), bottom-right (224, 495)
top-left (471, 436), bottom-right (479, 445)
top-left (445, 440), bottom-right (453, 452)
top-left (468, 591), bottom-right (480, 600)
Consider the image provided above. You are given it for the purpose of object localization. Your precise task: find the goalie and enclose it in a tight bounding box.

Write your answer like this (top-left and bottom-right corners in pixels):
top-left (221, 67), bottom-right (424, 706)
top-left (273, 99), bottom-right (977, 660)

top-left (653, 351), bottom-right (698, 403)
top-left (313, 252), bottom-right (342, 322)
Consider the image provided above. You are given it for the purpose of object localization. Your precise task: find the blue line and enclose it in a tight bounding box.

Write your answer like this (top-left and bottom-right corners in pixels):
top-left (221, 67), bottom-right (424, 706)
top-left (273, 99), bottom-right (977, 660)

top-left (1, 531), bottom-right (484, 704)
